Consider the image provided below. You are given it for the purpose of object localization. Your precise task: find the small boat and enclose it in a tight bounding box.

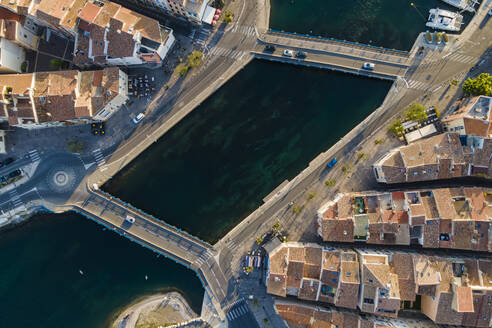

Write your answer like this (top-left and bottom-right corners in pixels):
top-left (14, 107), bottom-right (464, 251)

top-left (439, 0), bottom-right (478, 13)
top-left (426, 8), bottom-right (464, 32)
top-left (79, 269), bottom-right (84, 275)
top-left (145, 275), bottom-right (148, 280)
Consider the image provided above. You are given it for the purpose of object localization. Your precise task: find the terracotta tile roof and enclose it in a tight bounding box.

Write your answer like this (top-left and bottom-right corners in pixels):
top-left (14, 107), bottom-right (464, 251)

top-left (455, 286), bottom-right (474, 313)
top-left (267, 273), bottom-right (286, 297)
top-left (304, 247), bottom-right (322, 266)
top-left (288, 247), bottom-right (305, 262)
top-left (391, 253), bottom-right (416, 301)
top-left (286, 261), bottom-right (304, 288)
top-left (298, 278), bottom-right (320, 301)
top-left (269, 247), bottom-right (288, 275)
top-left (320, 218), bottom-right (354, 242)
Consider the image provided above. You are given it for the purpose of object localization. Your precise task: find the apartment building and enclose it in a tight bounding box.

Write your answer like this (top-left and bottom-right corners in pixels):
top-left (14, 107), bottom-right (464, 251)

top-left (373, 133), bottom-right (492, 183)
top-left (0, 67), bottom-right (127, 127)
top-left (442, 96), bottom-right (492, 138)
top-left (275, 300), bottom-right (441, 328)
top-left (317, 187), bottom-right (492, 252)
top-left (265, 242), bottom-right (492, 326)
top-left (73, 0), bottom-right (175, 67)
top-left (265, 242), bottom-right (360, 310)
top-left (0, 37), bottom-right (25, 73)
top-left (126, 0), bottom-right (208, 23)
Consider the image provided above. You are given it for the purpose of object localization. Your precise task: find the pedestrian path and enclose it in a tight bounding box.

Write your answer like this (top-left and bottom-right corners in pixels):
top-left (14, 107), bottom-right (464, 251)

top-left (8, 189), bottom-right (23, 209)
top-left (208, 46), bottom-right (247, 60)
top-left (92, 149), bottom-right (106, 168)
top-left (28, 149), bottom-right (40, 162)
top-left (231, 25), bottom-right (256, 37)
top-left (195, 249), bottom-right (214, 266)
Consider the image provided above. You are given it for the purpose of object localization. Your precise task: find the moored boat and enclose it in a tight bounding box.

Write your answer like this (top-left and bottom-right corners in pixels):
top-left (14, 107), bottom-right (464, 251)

top-left (426, 8), bottom-right (464, 32)
top-left (440, 0), bottom-right (478, 13)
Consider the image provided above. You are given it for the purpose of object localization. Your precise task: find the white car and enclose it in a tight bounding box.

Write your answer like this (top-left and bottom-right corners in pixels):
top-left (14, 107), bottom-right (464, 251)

top-left (133, 113), bottom-right (145, 124)
top-left (363, 62), bottom-right (375, 70)
top-left (283, 50), bottom-right (293, 57)
top-left (489, 9), bottom-right (492, 16)
top-left (125, 215), bottom-right (136, 224)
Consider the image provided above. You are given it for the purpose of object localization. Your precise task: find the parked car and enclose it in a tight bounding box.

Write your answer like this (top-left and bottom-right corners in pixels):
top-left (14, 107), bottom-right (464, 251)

top-left (488, 9), bottom-right (492, 16)
top-left (133, 113), bottom-right (145, 124)
top-left (264, 45), bottom-right (275, 52)
top-left (125, 215), bottom-right (136, 224)
top-left (3, 158), bottom-right (14, 165)
top-left (295, 51), bottom-right (307, 59)
top-left (363, 62), bottom-right (375, 70)
top-left (327, 158), bottom-right (338, 168)
top-left (283, 49), bottom-right (293, 57)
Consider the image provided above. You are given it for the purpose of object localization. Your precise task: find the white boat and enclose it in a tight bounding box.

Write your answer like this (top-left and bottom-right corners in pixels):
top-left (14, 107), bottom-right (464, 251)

top-left (426, 8), bottom-right (464, 32)
top-left (440, 0), bottom-right (478, 13)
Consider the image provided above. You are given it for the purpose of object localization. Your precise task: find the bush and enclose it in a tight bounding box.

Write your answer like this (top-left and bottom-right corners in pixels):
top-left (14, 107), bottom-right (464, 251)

top-left (223, 10), bottom-right (233, 23)
top-left (462, 73), bottom-right (492, 96)
top-left (21, 61), bottom-right (27, 73)
top-left (388, 119), bottom-right (404, 137)
top-left (67, 139), bottom-right (84, 153)
top-left (176, 64), bottom-right (189, 76)
top-left (374, 138), bottom-right (384, 145)
top-left (405, 102), bottom-right (427, 123)
top-left (255, 237), bottom-right (263, 245)
top-left (325, 179), bottom-right (336, 186)
top-left (307, 192), bottom-right (316, 200)
top-left (292, 205), bottom-right (303, 214)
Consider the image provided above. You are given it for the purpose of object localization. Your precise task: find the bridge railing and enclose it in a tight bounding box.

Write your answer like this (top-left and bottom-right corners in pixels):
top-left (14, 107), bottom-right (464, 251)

top-left (267, 29), bottom-right (410, 57)
top-left (92, 188), bottom-right (212, 249)
top-left (252, 53), bottom-right (396, 81)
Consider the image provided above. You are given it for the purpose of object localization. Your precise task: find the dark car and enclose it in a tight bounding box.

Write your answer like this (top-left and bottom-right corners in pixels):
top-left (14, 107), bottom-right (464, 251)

top-left (7, 169), bottom-right (21, 179)
top-left (264, 45), bottom-right (275, 52)
top-left (295, 51), bottom-right (307, 59)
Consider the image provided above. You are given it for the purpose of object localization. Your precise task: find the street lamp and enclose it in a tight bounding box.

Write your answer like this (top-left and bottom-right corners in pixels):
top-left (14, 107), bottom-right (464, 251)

top-left (397, 75), bottom-right (409, 88)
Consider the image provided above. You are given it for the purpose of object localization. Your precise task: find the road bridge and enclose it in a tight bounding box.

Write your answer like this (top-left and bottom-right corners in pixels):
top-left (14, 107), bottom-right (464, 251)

top-left (71, 188), bottom-right (231, 319)
top-left (253, 30), bottom-right (411, 80)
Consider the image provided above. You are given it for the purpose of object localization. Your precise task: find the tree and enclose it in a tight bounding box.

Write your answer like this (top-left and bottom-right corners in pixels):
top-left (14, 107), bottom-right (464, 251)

top-left (256, 237), bottom-right (263, 245)
top-left (50, 58), bottom-right (63, 68)
top-left (404, 102), bottom-right (427, 123)
top-left (176, 64), bottom-right (189, 77)
top-left (223, 10), bottom-right (233, 23)
top-left (388, 119), bottom-right (404, 137)
top-left (462, 73), bottom-right (492, 97)
top-left (66, 139), bottom-right (84, 153)
top-left (272, 222), bottom-right (280, 233)
top-left (245, 266), bottom-right (253, 274)
top-left (186, 50), bottom-right (203, 68)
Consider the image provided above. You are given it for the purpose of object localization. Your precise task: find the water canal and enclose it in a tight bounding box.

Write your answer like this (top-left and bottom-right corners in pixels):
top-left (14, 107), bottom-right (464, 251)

top-left (0, 0), bottom-right (469, 326)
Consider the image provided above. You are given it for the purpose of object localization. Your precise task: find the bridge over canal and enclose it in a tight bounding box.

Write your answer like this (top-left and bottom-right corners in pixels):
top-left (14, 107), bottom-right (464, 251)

top-left (253, 30), bottom-right (411, 80)
top-left (70, 188), bottom-right (231, 320)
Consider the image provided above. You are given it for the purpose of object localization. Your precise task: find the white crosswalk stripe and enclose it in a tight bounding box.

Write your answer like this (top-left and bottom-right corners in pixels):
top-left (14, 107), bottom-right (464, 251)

top-left (196, 28), bottom-right (211, 45)
top-left (28, 149), bottom-right (40, 162)
top-left (447, 52), bottom-right (476, 64)
top-left (407, 79), bottom-right (428, 91)
top-left (208, 46), bottom-right (246, 61)
top-left (9, 189), bottom-right (23, 208)
top-left (234, 25), bottom-right (256, 36)
top-left (92, 149), bottom-right (106, 167)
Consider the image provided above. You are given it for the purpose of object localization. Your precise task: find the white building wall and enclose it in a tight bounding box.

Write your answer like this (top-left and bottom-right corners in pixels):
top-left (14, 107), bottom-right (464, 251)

top-left (0, 38), bottom-right (25, 73)
top-left (15, 22), bottom-right (39, 50)
top-left (157, 28), bottom-right (175, 60)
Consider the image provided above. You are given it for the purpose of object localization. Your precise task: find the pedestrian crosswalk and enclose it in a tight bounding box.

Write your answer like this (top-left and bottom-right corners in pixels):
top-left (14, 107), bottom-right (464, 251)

top-left (28, 149), bottom-right (40, 162)
top-left (208, 46), bottom-right (247, 60)
top-left (446, 52), bottom-right (476, 65)
top-left (92, 149), bottom-right (106, 168)
top-left (195, 249), bottom-right (213, 266)
top-left (9, 189), bottom-right (23, 208)
top-left (226, 300), bottom-right (249, 322)
top-left (231, 25), bottom-right (256, 37)
top-left (196, 28), bottom-right (211, 45)
top-left (407, 79), bottom-right (428, 91)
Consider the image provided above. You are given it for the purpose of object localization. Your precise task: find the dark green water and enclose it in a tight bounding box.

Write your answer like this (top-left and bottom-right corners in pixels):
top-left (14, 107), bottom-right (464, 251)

top-left (0, 213), bottom-right (204, 327)
top-left (271, 0), bottom-right (442, 50)
top-left (0, 0), bottom-right (451, 326)
top-left (104, 61), bottom-right (389, 242)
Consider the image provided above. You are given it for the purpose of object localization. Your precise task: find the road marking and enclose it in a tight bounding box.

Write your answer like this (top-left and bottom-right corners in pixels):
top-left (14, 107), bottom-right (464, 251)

top-left (8, 189), bottom-right (23, 208)
top-left (28, 149), bottom-right (40, 162)
top-left (92, 149), bottom-right (106, 168)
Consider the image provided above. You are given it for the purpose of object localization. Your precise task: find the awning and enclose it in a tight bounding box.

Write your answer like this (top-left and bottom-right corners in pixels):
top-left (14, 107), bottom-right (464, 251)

top-left (202, 6), bottom-right (216, 25)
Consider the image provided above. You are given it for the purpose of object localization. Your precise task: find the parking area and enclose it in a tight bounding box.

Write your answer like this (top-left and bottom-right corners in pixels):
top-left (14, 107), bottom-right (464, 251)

top-left (128, 73), bottom-right (158, 101)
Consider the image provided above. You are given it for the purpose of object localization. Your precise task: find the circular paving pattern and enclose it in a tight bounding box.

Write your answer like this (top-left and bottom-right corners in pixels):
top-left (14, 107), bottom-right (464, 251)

top-left (46, 166), bottom-right (78, 194)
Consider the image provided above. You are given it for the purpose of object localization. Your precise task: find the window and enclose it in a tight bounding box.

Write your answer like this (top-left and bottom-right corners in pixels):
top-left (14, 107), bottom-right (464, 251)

top-left (363, 298), bottom-right (374, 304)
top-left (332, 279), bottom-right (337, 283)
top-left (369, 279), bottom-right (373, 283)
top-left (476, 224), bottom-right (481, 228)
